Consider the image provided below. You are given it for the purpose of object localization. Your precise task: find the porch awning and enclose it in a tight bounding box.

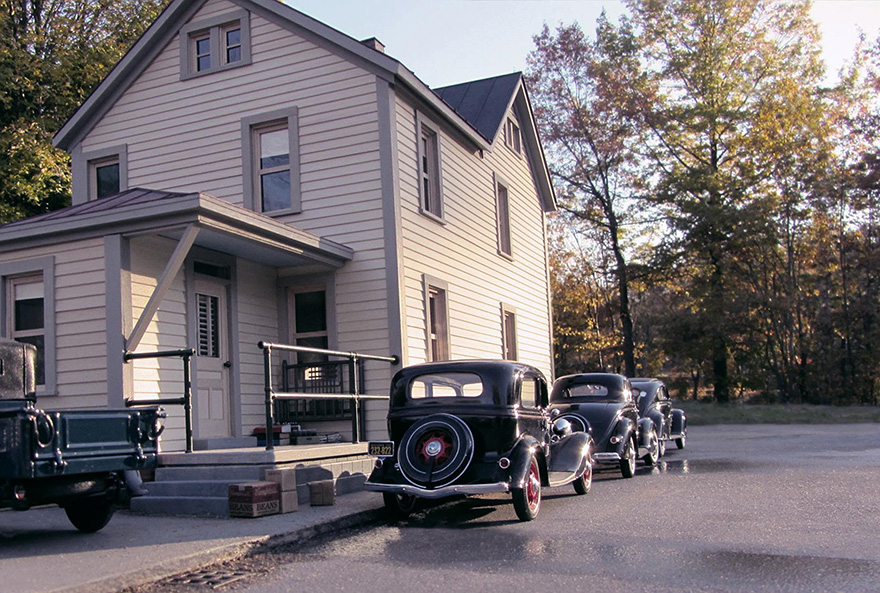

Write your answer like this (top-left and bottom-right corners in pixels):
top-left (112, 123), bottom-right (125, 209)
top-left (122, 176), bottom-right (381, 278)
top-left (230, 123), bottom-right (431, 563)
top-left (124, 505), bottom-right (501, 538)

top-left (0, 188), bottom-right (354, 269)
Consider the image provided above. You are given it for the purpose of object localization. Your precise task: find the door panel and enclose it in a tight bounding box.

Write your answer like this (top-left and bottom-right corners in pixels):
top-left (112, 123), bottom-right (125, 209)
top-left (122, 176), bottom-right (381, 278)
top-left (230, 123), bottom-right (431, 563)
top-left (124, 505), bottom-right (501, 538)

top-left (195, 279), bottom-right (230, 438)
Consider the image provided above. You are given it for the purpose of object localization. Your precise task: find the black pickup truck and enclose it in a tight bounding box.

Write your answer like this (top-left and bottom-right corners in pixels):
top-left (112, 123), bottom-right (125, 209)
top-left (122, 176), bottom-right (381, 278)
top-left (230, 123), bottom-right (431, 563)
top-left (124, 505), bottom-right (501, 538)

top-left (0, 340), bottom-right (163, 532)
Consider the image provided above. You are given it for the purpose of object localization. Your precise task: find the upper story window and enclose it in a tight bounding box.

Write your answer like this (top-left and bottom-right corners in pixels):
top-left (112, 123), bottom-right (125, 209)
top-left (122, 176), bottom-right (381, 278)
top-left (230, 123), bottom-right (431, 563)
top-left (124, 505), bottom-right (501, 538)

top-left (241, 107), bottom-right (301, 215)
top-left (496, 177), bottom-right (512, 257)
top-left (504, 117), bottom-right (521, 154)
top-left (180, 11), bottom-right (251, 80)
top-left (424, 276), bottom-right (449, 361)
top-left (92, 157), bottom-right (120, 199)
top-left (502, 304), bottom-right (517, 361)
top-left (417, 115), bottom-right (443, 220)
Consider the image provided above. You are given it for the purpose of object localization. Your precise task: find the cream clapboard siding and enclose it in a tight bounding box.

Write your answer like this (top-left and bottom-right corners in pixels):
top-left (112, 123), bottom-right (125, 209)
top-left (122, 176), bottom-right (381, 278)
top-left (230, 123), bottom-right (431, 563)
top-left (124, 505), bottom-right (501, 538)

top-left (78, 0), bottom-right (393, 440)
top-left (235, 259), bottom-right (277, 436)
top-left (129, 236), bottom-right (188, 451)
top-left (0, 239), bottom-right (109, 409)
top-left (395, 94), bottom-right (554, 379)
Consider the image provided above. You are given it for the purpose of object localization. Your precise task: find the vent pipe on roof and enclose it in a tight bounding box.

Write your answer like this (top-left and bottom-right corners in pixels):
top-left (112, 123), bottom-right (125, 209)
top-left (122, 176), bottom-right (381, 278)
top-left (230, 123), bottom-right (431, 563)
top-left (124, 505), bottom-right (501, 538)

top-left (360, 37), bottom-right (385, 53)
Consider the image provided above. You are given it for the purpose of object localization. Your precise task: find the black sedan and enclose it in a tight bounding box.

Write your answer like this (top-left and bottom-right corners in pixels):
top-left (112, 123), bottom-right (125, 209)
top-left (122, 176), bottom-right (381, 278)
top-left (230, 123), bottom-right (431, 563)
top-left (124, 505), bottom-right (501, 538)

top-left (550, 373), bottom-right (660, 478)
top-left (630, 377), bottom-right (687, 452)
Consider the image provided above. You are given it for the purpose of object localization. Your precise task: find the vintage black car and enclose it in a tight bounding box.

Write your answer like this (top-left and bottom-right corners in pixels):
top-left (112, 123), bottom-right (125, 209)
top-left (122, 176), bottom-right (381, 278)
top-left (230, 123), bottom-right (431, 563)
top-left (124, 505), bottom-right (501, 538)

top-left (630, 377), bottom-right (687, 452)
top-left (549, 373), bottom-right (660, 478)
top-left (365, 360), bottom-right (594, 521)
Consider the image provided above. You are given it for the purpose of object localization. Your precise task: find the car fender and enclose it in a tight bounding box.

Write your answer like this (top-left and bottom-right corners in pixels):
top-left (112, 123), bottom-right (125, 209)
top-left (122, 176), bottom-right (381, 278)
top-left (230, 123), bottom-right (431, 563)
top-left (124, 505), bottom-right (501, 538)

top-left (671, 408), bottom-right (687, 437)
top-left (645, 409), bottom-right (665, 438)
top-left (615, 417), bottom-right (635, 457)
top-left (548, 431), bottom-right (592, 475)
top-left (638, 417), bottom-right (656, 448)
top-left (509, 436), bottom-right (543, 489)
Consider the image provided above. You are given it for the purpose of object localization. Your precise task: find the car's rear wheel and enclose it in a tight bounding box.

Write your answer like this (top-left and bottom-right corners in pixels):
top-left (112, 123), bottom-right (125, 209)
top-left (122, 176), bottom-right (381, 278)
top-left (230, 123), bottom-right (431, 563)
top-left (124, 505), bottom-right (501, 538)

top-left (642, 431), bottom-right (659, 466)
top-left (620, 437), bottom-right (636, 478)
top-left (382, 493), bottom-right (418, 517)
top-left (572, 456), bottom-right (592, 495)
top-left (398, 414), bottom-right (474, 488)
top-left (512, 455), bottom-right (541, 521)
top-left (658, 437), bottom-right (667, 457)
top-left (64, 498), bottom-right (115, 533)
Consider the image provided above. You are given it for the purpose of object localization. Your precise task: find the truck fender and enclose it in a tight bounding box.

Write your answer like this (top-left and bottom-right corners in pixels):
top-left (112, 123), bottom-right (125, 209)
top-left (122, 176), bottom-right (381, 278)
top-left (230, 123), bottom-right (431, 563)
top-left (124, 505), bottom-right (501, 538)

top-left (671, 409), bottom-right (687, 438)
top-left (548, 431), bottom-right (592, 475)
top-left (508, 436), bottom-right (543, 489)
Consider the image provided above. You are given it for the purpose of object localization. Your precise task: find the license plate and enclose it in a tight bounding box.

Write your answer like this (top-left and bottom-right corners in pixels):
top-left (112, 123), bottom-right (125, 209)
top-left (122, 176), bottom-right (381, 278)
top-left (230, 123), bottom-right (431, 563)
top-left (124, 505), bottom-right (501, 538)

top-left (368, 441), bottom-right (394, 457)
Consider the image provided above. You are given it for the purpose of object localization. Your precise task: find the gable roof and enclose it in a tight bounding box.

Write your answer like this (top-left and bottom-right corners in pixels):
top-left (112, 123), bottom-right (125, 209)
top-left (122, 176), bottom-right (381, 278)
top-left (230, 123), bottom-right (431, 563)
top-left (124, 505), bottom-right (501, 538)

top-left (434, 72), bottom-right (522, 144)
top-left (52, 0), bottom-right (554, 210)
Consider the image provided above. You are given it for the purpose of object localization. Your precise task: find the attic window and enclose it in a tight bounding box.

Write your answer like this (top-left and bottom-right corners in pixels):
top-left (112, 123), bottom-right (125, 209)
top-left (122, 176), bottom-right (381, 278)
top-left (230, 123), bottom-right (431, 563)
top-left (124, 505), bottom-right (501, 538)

top-left (504, 118), bottom-right (521, 154)
top-left (180, 10), bottom-right (250, 80)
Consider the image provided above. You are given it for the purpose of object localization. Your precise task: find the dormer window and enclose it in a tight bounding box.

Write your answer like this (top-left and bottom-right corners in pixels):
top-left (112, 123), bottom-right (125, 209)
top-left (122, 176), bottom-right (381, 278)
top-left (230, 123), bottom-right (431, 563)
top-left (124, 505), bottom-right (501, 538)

top-left (504, 118), bottom-right (521, 154)
top-left (180, 11), bottom-right (250, 80)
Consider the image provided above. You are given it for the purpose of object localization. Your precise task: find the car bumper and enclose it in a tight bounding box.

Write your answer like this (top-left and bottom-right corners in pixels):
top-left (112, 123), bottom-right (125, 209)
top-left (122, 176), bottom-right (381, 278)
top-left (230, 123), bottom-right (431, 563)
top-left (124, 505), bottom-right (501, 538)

top-left (593, 452), bottom-right (622, 464)
top-left (364, 480), bottom-right (510, 499)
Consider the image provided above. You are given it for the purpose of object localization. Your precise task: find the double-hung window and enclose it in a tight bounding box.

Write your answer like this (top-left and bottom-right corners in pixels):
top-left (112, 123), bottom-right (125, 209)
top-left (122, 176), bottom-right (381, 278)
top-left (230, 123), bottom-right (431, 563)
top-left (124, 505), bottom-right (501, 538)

top-left (496, 177), bottom-right (512, 257)
top-left (180, 11), bottom-right (250, 79)
top-left (502, 304), bottom-right (517, 361)
top-left (424, 276), bottom-right (449, 361)
top-left (417, 115), bottom-right (443, 219)
top-left (242, 108), bottom-right (301, 215)
top-left (504, 117), bottom-right (521, 154)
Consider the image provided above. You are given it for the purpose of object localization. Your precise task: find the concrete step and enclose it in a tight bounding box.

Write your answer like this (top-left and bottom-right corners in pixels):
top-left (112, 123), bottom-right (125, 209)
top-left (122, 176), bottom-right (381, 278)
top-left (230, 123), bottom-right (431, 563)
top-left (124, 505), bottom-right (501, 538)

top-left (144, 480), bottom-right (233, 498)
top-left (130, 495), bottom-right (228, 517)
top-left (156, 465), bottom-right (271, 482)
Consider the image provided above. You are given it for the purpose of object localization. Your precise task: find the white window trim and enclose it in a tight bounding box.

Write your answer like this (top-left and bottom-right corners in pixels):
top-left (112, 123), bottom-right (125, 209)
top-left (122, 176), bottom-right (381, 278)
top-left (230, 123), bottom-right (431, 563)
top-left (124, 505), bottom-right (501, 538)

top-left (494, 173), bottom-right (513, 259)
top-left (71, 144), bottom-right (128, 205)
top-left (0, 257), bottom-right (56, 396)
top-left (416, 113), bottom-right (444, 222)
top-left (179, 10), bottom-right (251, 80)
top-left (423, 275), bottom-right (449, 362)
top-left (288, 284), bottom-right (332, 362)
top-left (505, 117), bottom-right (522, 155)
top-left (241, 107), bottom-right (301, 215)
top-left (501, 303), bottom-right (518, 361)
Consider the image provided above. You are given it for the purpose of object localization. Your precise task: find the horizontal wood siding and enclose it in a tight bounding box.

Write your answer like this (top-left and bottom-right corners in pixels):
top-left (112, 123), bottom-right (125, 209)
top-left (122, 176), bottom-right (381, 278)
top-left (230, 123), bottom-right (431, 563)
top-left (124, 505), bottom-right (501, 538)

top-left (235, 259), bottom-right (278, 437)
top-left (395, 94), bottom-right (553, 378)
top-left (0, 239), bottom-right (109, 410)
top-left (129, 236), bottom-right (188, 450)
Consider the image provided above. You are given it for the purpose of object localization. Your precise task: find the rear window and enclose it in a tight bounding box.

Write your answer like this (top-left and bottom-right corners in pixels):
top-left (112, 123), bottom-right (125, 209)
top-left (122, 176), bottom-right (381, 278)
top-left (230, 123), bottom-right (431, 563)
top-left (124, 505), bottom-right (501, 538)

top-left (409, 372), bottom-right (484, 399)
top-left (568, 384), bottom-right (609, 397)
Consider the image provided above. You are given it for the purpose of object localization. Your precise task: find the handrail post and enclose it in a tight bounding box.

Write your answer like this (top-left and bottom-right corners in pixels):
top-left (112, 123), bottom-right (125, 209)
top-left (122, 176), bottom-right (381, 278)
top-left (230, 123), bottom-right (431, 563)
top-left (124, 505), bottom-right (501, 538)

top-left (262, 343), bottom-right (275, 451)
top-left (182, 350), bottom-right (194, 453)
top-left (349, 354), bottom-right (360, 444)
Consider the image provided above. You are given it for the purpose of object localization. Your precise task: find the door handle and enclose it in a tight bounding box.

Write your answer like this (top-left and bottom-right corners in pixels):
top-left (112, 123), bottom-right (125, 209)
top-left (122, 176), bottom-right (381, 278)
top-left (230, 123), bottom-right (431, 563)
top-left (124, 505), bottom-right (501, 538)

top-left (223, 361), bottom-right (232, 368)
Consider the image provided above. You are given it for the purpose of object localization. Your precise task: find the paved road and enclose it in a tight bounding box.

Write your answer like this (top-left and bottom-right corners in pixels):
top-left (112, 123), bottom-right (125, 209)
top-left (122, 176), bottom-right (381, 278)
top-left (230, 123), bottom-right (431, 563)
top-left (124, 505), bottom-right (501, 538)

top-left (137, 423), bottom-right (880, 593)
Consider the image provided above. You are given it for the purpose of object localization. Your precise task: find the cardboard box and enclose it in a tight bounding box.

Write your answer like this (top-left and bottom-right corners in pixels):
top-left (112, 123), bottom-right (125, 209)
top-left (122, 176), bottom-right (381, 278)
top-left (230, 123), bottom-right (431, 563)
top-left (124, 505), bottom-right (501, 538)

top-left (228, 481), bottom-right (280, 517)
top-left (264, 468), bottom-right (297, 492)
top-left (308, 479), bottom-right (335, 506)
top-left (280, 490), bottom-right (299, 513)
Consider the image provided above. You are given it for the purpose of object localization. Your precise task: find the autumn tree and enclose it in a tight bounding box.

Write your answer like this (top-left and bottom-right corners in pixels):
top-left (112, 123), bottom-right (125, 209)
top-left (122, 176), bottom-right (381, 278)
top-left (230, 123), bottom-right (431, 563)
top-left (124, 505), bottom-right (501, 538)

top-left (527, 15), bottom-right (658, 377)
top-left (0, 0), bottom-right (167, 222)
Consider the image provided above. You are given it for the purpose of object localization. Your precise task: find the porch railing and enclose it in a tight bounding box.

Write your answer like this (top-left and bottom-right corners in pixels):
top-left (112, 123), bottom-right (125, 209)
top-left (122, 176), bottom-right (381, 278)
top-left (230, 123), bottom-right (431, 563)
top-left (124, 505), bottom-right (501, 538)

top-left (257, 341), bottom-right (398, 450)
top-left (123, 348), bottom-right (196, 453)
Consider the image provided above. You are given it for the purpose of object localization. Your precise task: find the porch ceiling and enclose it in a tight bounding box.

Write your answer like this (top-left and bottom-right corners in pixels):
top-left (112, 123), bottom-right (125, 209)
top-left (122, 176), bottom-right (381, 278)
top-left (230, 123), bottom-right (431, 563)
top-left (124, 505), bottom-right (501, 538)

top-left (0, 188), bottom-right (354, 270)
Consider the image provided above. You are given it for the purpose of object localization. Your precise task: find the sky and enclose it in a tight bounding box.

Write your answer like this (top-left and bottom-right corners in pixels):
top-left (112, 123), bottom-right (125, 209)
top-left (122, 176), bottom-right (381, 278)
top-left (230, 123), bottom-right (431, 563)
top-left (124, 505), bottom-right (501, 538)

top-left (286, 0), bottom-right (880, 88)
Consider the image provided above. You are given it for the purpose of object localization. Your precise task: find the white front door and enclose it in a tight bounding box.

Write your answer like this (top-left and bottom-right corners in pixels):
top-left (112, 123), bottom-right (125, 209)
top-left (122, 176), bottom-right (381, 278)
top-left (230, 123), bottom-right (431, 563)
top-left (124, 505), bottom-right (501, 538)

top-left (195, 278), bottom-right (231, 438)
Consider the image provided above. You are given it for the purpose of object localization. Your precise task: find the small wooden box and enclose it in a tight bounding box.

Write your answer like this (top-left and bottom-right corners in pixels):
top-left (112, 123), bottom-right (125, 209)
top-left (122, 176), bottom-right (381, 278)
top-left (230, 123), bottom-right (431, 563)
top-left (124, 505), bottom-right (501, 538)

top-left (228, 482), bottom-right (280, 517)
top-left (264, 468), bottom-right (297, 492)
top-left (308, 479), bottom-right (335, 506)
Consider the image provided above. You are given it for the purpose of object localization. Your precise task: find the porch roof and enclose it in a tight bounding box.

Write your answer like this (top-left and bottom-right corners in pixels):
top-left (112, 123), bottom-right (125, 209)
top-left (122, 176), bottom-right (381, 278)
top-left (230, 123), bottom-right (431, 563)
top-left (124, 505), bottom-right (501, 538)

top-left (0, 188), bottom-right (354, 269)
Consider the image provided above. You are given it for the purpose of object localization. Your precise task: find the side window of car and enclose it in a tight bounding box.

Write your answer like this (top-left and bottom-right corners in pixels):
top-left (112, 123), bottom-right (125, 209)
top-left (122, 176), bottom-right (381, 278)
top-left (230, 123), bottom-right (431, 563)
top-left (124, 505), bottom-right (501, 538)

top-left (520, 378), bottom-right (538, 409)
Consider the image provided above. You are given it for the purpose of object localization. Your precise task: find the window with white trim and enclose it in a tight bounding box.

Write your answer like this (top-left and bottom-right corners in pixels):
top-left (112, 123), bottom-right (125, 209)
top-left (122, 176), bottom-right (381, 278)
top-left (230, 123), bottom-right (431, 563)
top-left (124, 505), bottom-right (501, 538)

top-left (91, 157), bottom-right (120, 199)
top-left (425, 278), bottom-right (449, 361)
top-left (180, 11), bottom-right (250, 79)
top-left (242, 108), bottom-right (301, 215)
top-left (417, 116), bottom-right (442, 219)
top-left (502, 305), bottom-right (517, 361)
top-left (504, 117), bottom-right (521, 154)
top-left (496, 178), bottom-right (512, 257)
top-left (8, 275), bottom-right (45, 385)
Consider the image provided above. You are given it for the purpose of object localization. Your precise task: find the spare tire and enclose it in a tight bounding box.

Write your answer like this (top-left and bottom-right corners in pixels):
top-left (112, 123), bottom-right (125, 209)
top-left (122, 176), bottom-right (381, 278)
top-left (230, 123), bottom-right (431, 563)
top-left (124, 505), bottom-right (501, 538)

top-left (398, 413), bottom-right (474, 489)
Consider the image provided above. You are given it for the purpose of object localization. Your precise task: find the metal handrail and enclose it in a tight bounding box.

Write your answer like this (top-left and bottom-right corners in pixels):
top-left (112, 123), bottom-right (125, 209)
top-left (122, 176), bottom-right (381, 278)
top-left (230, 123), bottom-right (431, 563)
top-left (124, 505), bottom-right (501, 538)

top-left (257, 341), bottom-right (398, 450)
top-left (123, 348), bottom-right (195, 453)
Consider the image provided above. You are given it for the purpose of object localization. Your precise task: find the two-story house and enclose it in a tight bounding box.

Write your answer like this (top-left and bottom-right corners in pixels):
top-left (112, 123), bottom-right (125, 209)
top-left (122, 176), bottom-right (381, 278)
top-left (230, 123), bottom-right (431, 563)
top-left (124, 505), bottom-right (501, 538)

top-left (0, 0), bottom-right (556, 453)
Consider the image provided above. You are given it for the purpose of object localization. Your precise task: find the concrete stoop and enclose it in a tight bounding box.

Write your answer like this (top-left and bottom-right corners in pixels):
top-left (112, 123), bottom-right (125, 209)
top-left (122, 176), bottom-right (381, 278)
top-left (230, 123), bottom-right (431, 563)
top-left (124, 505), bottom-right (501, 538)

top-left (130, 443), bottom-right (374, 517)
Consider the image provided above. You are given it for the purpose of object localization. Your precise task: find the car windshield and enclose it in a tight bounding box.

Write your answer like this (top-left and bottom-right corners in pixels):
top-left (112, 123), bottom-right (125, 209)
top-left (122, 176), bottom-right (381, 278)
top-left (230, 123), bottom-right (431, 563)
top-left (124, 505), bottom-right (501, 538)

top-left (409, 372), bottom-right (484, 399)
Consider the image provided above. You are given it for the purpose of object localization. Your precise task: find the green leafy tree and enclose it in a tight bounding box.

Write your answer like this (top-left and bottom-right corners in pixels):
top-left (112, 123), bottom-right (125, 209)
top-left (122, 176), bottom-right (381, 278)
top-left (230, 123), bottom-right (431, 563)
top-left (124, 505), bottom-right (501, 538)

top-left (0, 0), bottom-right (167, 222)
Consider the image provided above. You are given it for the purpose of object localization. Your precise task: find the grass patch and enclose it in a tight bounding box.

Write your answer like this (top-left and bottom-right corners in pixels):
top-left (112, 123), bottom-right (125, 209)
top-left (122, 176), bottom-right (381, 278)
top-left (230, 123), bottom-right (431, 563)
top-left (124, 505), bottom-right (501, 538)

top-left (674, 401), bottom-right (880, 425)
